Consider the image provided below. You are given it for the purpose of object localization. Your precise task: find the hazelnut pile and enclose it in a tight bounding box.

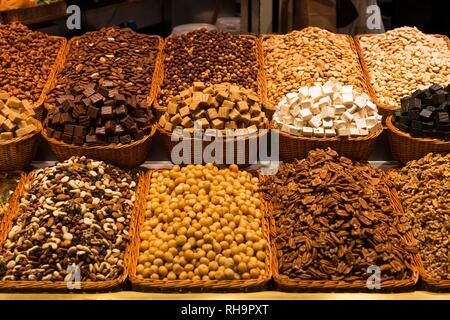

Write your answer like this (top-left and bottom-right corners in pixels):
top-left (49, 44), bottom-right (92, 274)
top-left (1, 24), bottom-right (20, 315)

top-left (136, 164), bottom-right (267, 281)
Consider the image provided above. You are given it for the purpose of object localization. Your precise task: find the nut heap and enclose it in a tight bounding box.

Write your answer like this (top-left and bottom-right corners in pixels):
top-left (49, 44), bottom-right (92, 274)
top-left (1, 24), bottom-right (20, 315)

top-left (393, 83), bottom-right (450, 140)
top-left (159, 29), bottom-right (259, 105)
top-left (389, 153), bottom-right (450, 280)
top-left (263, 27), bottom-right (367, 104)
top-left (0, 172), bottom-right (21, 220)
top-left (261, 149), bottom-right (417, 282)
top-left (136, 164), bottom-right (267, 281)
top-left (0, 157), bottom-right (138, 282)
top-left (273, 81), bottom-right (382, 138)
top-left (0, 22), bottom-right (63, 102)
top-left (46, 83), bottom-right (153, 146)
top-left (158, 82), bottom-right (268, 133)
top-left (0, 92), bottom-right (39, 141)
top-left (359, 27), bottom-right (450, 107)
top-left (46, 27), bottom-right (158, 104)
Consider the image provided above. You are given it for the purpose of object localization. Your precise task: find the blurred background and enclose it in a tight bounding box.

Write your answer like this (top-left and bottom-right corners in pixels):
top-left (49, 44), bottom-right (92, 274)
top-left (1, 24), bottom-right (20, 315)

top-left (1, 0), bottom-right (450, 37)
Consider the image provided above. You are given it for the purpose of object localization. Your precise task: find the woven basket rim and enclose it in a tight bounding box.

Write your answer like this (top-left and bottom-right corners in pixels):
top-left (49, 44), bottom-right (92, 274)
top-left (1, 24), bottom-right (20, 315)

top-left (0, 121), bottom-right (42, 146)
top-left (386, 115), bottom-right (450, 146)
top-left (41, 123), bottom-right (156, 151)
top-left (263, 171), bottom-right (421, 292)
top-left (273, 124), bottom-right (383, 142)
top-left (0, 171), bottom-right (27, 240)
top-left (354, 33), bottom-right (450, 113)
top-left (261, 33), bottom-right (371, 110)
top-left (0, 171), bottom-right (147, 292)
top-left (128, 170), bottom-right (272, 291)
top-left (154, 34), bottom-right (265, 114)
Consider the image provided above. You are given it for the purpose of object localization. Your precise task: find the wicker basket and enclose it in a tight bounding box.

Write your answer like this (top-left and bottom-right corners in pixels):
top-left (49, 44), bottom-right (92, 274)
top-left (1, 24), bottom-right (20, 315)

top-left (0, 122), bottom-right (41, 171)
top-left (265, 173), bottom-right (420, 292)
top-left (129, 170), bottom-right (272, 292)
top-left (278, 126), bottom-right (383, 162)
top-left (0, 171), bottom-right (26, 239)
top-left (42, 122), bottom-right (156, 169)
top-left (44, 34), bottom-right (163, 113)
top-left (0, 1), bottom-right (67, 25)
top-left (153, 35), bottom-right (269, 119)
top-left (0, 171), bottom-right (147, 292)
top-left (261, 34), bottom-right (371, 118)
top-left (157, 125), bottom-right (268, 166)
top-left (386, 116), bottom-right (450, 164)
top-left (354, 33), bottom-right (450, 119)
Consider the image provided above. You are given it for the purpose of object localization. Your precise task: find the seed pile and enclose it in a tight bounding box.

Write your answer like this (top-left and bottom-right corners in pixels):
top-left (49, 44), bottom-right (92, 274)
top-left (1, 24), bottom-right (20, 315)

top-left (0, 157), bottom-right (138, 282)
top-left (136, 164), bottom-right (267, 281)
top-left (261, 149), bottom-right (417, 282)
top-left (389, 153), bottom-right (450, 280)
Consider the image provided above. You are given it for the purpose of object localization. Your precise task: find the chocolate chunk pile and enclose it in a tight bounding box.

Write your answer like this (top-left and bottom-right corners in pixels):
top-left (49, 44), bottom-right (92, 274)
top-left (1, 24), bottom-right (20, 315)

top-left (393, 84), bottom-right (450, 140)
top-left (45, 83), bottom-right (153, 146)
top-left (261, 148), bottom-right (417, 282)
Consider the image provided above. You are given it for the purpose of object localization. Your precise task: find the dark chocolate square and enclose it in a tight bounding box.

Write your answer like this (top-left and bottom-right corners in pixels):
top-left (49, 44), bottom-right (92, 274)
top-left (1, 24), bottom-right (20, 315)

top-left (73, 135), bottom-right (85, 145)
top-left (115, 124), bottom-right (125, 135)
top-left (64, 124), bottom-right (75, 136)
top-left (74, 125), bottom-right (86, 137)
top-left (83, 87), bottom-right (96, 98)
top-left (101, 106), bottom-right (113, 119)
top-left (95, 127), bottom-right (106, 136)
top-left (86, 135), bottom-right (97, 144)
top-left (62, 133), bottom-right (73, 144)
top-left (108, 136), bottom-right (120, 144)
top-left (90, 93), bottom-right (105, 106)
top-left (420, 109), bottom-right (434, 121)
top-left (87, 106), bottom-right (99, 119)
top-left (79, 115), bottom-right (91, 127)
top-left (438, 112), bottom-right (449, 124)
top-left (119, 134), bottom-right (132, 144)
top-left (411, 120), bottom-right (423, 130)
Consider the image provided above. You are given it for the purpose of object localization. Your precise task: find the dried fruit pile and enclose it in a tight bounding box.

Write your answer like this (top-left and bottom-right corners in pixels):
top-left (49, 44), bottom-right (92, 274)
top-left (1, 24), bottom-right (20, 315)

top-left (261, 149), bottom-right (417, 282)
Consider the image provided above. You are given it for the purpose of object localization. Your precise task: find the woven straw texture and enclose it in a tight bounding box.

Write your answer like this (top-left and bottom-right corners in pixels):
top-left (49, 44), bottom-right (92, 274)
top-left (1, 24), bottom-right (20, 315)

top-left (386, 116), bottom-right (450, 164)
top-left (0, 171), bottom-right (147, 292)
top-left (157, 126), bottom-right (268, 167)
top-left (265, 173), bottom-right (420, 292)
top-left (153, 35), bottom-right (268, 119)
top-left (129, 170), bottom-right (272, 292)
top-left (0, 122), bottom-right (41, 171)
top-left (42, 123), bottom-right (156, 169)
top-left (278, 125), bottom-right (382, 162)
top-left (261, 34), bottom-right (371, 117)
top-left (0, 171), bottom-right (26, 239)
top-left (354, 33), bottom-right (450, 119)
top-left (44, 35), bottom-right (163, 112)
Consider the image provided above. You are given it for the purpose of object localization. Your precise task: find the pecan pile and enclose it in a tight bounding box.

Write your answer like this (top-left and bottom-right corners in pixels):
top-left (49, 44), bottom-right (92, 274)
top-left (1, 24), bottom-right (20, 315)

top-left (261, 149), bottom-right (417, 282)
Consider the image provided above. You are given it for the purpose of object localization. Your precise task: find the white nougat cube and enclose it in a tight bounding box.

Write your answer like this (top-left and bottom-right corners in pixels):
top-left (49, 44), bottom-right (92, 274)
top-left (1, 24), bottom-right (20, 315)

top-left (299, 108), bottom-right (313, 121)
top-left (354, 95), bottom-right (368, 109)
top-left (342, 85), bottom-right (353, 94)
top-left (348, 105), bottom-right (358, 114)
top-left (309, 86), bottom-right (323, 101)
top-left (355, 118), bottom-right (367, 129)
top-left (290, 106), bottom-right (301, 117)
top-left (321, 106), bottom-right (335, 119)
top-left (294, 118), bottom-right (304, 128)
top-left (298, 86), bottom-right (310, 99)
top-left (342, 93), bottom-right (354, 105)
top-left (337, 128), bottom-right (350, 137)
top-left (279, 103), bottom-right (290, 115)
top-left (318, 96), bottom-right (331, 108)
top-left (334, 104), bottom-right (346, 115)
top-left (359, 128), bottom-right (369, 136)
top-left (309, 114), bottom-right (322, 128)
top-left (302, 127), bottom-right (313, 136)
top-left (301, 99), bottom-right (312, 108)
top-left (313, 128), bottom-right (325, 137)
top-left (310, 103), bottom-right (321, 115)
top-left (334, 119), bottom-right (346, 129)
top-left (282, 115), bottom-right (294, 124)
top-left (350, 127), bottom-right (360, 137)
top-left (358, 108), bottom-right (368, 119)
top-left (325, 128), bottom-right (336, 137)
top-left (322, 85), bottom-right (334, 97)
top-left (366, 100), bottom-right (377, 112)
top-left (332, 93), bottom-right (343, 105)
top-left (366, 116), bottom-right (377, 126)
top-left (286, 92), bottom-right (298, 102)
top-left (342, 111), bottom-right (354, 123)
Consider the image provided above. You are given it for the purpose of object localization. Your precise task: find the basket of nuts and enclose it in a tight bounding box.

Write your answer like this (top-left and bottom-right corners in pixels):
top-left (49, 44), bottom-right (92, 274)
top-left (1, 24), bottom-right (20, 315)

top-left (273, 81), bottom-right (383, 162)
top-left (354, 27), bottom-right (450, 119)
top-left (262, 28), bottom-right (371, 115)
top-left (388, 153), bottom-right (450, 292)
top-left (129, 165), bottom-right (272, 292)
top-left (153, 30), bottom-right (268, 119)
top-left (386, 84), bottom-right (450, 164)
top-left (0, 23), bottom-right (67, 121)
top-left (261, 149), bottom-right (420, 292)
top-left (0, 94), bottom-right (42, 171)
top-left (0, 157), bottom-right (147, 292)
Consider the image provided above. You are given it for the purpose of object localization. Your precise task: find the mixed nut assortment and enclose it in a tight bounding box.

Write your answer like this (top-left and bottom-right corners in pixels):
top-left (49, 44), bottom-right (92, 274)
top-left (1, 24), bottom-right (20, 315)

top-left (0, 157), bottom-right (138, 282)
top-left (158, 82), bottom-right (268, 133)
top-left (0, 23), bottom-right (63, 102)
top-left (159, 29), bottom-right (259, 105)
top-left (263, 27), bottom-right (367, 104)
top-left (46, 27), bottom-right (159, 105)
top-left (261, 149), bottom-right (417, 282)
top-left (136, 164), bottom-right (267, 281)
top-left (359, 27), bottom-right (450, 108)
top-left (389, 153), bottom-right (450, 280)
